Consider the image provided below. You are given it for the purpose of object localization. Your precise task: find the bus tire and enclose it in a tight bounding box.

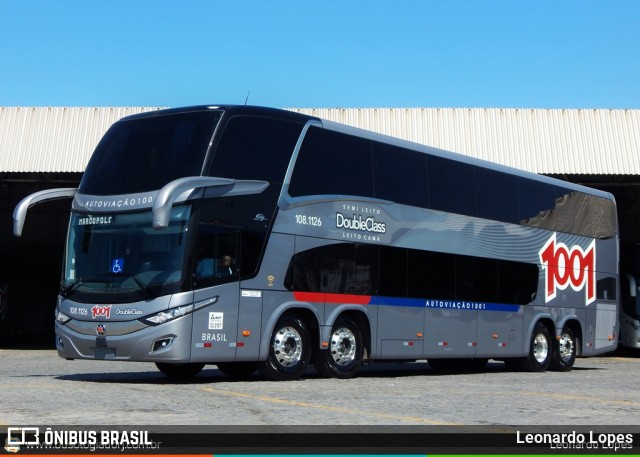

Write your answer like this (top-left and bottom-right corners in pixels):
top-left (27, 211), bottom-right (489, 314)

top-left (216, 362), bottom-right (257, 378)
top-left (520, 322), bottom-right (552, 372)
top-left (549, 326), bottom-right (576, 372)
top-left (259, 314), bottom-right (311, 381)
top-left (314, 318), bottom-right (364, 379)
top-left (155, 362), bottom-right (205, 379)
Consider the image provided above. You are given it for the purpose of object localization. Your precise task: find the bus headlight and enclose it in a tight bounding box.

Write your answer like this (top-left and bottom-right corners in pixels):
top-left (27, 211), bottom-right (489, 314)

top-left (140, 304), bottom-right (194, 326)
top-left (55, 308), bottom-right (71, 324)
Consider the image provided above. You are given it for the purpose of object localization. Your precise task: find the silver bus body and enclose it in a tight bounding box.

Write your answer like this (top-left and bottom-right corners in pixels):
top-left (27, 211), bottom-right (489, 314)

top-left (14, 105), bottom-right (619, 379)
top-left (620, 272), bottom-right (640, 348)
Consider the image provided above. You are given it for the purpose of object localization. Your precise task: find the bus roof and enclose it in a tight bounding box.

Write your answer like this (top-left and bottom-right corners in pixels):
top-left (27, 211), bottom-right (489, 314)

top-left (116, 104), bottom-right (320, 124)
top-left (118, 104), bottom-right (615, 203)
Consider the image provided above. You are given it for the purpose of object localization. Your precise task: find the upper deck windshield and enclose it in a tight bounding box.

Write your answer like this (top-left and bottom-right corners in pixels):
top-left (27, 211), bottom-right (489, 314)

top-left (79, 110), bottom-right (222, 195)
top-left (62, 207), bottom-right (191, 303)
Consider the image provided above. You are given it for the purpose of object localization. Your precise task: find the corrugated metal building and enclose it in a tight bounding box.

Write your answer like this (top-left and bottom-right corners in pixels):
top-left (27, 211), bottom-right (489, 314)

top-left (1, 106), bottom-right (639, 343)
top-left (0, 107), bottom-right (162, 172)
top-left (288, 108), bottom-right (640, 176)
top-left (2, 106), bottom-right (639, 175)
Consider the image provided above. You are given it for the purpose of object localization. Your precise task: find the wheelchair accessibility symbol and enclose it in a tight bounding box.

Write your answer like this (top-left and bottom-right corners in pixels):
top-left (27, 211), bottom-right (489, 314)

top-left (111, 258), bottom-right (124, 274)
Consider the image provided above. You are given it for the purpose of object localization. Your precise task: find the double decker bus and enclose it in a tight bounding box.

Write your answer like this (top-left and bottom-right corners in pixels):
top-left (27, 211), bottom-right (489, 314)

top-left (14, 105), bottom-right (619, 380)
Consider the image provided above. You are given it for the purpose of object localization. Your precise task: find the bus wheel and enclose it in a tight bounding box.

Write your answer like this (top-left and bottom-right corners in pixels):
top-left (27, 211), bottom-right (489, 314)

top-left (314, 318), bottom-right (364, 379)
top-left (259, 314), bottom-right (311, 381)
top-left (155, 362), bottom-right (205, 379)
top-left (520, 322), bottom-right (552, 372)
top-left (216, 362), bottom-right (257, 378)
top-left (549, 326), bottom-right (576, 372)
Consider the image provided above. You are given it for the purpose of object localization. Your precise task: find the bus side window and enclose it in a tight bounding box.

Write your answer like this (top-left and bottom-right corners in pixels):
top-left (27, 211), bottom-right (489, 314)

top-left (196, 257), bottom-right (215, 278)
top-left (476, 168), bottom-right (518, 224)
top-left (289, 127), bottom-right (373, 198)
top-left (373, 142), bottom-right (428, 207)
top-left (428, 156), bottom-right (477, 217)
top-left (498, 260), bottom-right (538, 305)
top-left (456, 255), bottom-right (498, 303)
top-left (193, 222), bottom-right (239, 288)
top-left (408, 249), bottom-right (455, 300)
top-left (208, 115), bottom-right (305, 183)
top-left (285, 243), bottom-right (377, 296)
top-left (380, 246), bottom-right (407, 297)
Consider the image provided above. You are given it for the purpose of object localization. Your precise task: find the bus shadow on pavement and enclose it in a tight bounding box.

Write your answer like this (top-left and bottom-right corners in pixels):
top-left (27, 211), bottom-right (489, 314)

top-left (53, 360), bottom-right (603, 384)
top-left (55, 369), bottom-right (236, 384)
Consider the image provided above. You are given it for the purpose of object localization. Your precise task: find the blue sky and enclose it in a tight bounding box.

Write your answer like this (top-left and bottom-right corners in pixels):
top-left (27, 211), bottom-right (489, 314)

top-left (1, 1), bottom-right (638, 109)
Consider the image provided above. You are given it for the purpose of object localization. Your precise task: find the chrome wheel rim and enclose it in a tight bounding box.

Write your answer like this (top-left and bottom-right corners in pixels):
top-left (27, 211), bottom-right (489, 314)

top-left (272, 326), bottom-right (303, 368)
top-left (533, 333), bottom-right (549, 363)
top-left (329, 327), bottom-right (357, 366)
top-left (558, 332), bottom-right (574, 363)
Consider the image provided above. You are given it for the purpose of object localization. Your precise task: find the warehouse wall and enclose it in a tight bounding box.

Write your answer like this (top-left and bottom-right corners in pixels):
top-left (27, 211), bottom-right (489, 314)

top-left (0, 173), bottom-right (81, 346)
top-left (1, 106), bottom-right (639, 345)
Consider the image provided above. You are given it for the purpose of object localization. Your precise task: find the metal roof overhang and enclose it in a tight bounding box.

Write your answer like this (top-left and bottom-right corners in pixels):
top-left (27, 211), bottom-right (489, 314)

top-left (1, 106), bottom-right (638, 175)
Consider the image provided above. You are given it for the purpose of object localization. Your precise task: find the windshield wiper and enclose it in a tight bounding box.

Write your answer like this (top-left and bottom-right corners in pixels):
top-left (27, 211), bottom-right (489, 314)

top-left (61, 274), bottom-right (153, 299)
top-left (95, 272), bottom-right (153, 299)
top-left (61, 276), bottom-right (122, 296)
top-left (60, 280), bottom-right (83, 296)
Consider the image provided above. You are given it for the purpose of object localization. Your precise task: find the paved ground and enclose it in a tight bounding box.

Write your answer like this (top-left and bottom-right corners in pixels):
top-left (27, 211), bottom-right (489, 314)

top-left (1, 349), bottom-right (639, 427)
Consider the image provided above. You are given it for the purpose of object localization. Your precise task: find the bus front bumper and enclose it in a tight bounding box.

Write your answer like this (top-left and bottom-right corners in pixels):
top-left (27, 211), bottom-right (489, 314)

top-left (55, 314), bottom-right (194, 363)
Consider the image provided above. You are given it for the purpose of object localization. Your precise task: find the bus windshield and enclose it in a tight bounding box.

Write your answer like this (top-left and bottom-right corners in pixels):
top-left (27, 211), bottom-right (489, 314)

top-left (79, 110), bottom-right (222, 195)
top-left (62, 206), bottom-right (191, 303)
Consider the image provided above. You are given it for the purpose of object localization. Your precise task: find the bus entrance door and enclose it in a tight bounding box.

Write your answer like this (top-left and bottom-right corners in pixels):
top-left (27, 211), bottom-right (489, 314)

top-left (190, 283), bottom-right (240, 363)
